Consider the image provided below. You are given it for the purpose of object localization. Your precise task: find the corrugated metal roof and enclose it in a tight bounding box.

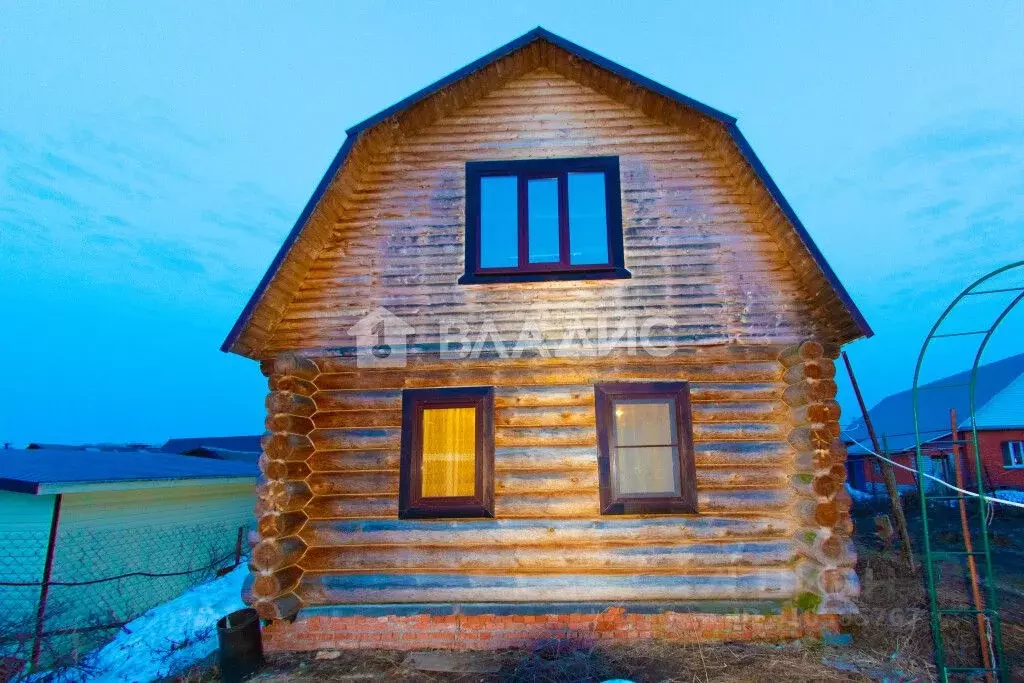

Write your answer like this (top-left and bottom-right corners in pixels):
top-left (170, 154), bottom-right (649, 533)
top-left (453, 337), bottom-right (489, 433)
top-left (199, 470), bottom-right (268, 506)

top-left (845, 352), bottom-right (1024, 454)
top-left (973, 371), bottom-right (1024, 429)
top-left (0, 449), bottom-right (258, 495)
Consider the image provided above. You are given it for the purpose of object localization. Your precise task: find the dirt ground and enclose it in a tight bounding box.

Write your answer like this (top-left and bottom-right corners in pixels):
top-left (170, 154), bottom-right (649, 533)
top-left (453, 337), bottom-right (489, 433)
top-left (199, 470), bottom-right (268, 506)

top-left (173, 501), bottom-right (1024, 682)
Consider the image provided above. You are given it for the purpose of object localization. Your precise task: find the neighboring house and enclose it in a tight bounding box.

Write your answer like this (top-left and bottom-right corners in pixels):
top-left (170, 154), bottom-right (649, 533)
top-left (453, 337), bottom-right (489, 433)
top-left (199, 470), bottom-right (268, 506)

top-left (0, 449), bottom-right (257, 667)
top-left (845, 353), bottom-right (1024, 492)
top-left (161, 435), bottom-right (263, 455)
top-left (161, 435), bottom-right (263, 464)
top-left (222, 28), bottom-right (871, 649)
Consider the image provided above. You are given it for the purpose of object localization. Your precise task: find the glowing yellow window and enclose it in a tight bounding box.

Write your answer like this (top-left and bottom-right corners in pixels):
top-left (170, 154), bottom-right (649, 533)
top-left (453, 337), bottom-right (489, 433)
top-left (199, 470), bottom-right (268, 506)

top-left (420, 407), bottom-right (476, 498)
top-left (399, 387), bottom-right (495, 519)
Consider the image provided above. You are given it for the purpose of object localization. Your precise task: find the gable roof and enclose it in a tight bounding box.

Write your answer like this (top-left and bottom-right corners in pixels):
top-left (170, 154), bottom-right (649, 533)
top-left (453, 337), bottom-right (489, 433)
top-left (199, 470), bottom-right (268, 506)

top-left (0, 448), bottom-right (257, 495)
top-left (845, 352), bottom-right (1024, 454)
top-left (222, 27), bottom-right (871, 358)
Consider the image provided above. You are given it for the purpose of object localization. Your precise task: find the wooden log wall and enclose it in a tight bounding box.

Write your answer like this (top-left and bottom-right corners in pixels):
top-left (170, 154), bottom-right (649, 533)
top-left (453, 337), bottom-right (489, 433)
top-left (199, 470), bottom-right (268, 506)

top-left (247, 343), bottom-right (860, 619)
top-left (259, 67), bottom-right (825, 357)
top-left (231, 40), bottom-right (863, 358)
top-left (781, 341), bottom-right (859, 613)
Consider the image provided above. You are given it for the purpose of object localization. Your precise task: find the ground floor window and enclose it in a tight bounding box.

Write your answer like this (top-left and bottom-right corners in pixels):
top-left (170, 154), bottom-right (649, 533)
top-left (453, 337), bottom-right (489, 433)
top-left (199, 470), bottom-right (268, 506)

top-left (1003, 440), bottom-right (1024, 468)
top-left (594, 381), bottom-right (697, 514)
top-left (399, 386), bottom-right (495, 518)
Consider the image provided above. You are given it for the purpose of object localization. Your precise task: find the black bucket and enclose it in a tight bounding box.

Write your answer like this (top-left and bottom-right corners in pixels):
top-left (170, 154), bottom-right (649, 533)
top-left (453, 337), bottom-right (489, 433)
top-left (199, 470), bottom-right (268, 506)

top-left (217, 608), bottom-right (264, 683)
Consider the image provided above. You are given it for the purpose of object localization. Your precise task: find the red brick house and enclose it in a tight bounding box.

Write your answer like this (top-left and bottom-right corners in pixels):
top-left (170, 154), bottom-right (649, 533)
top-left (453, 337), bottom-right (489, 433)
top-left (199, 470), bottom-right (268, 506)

top-left (846, 353), bottom-right (1024, 492)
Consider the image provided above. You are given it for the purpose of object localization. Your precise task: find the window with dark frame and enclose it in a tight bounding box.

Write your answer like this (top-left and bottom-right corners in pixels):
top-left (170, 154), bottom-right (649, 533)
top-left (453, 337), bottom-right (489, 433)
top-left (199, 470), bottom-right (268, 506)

top-left (399, 386), bottom-right (495, 518)
top-left (460, 156), bottom-right (629, 284)
top-left (1002, 440), bottom-right (1024, 469)
top-left (594, 382), bottom-right (697, 514)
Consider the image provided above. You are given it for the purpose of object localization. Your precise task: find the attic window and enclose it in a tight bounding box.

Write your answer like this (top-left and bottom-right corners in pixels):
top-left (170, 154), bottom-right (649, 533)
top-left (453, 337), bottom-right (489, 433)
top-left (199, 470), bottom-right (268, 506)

top-left (459, 156), bottom-right (629, 284)
top-left (594, 382), bottom-right (697, 514)
top-left (399, 387), bottom-right (495, 518)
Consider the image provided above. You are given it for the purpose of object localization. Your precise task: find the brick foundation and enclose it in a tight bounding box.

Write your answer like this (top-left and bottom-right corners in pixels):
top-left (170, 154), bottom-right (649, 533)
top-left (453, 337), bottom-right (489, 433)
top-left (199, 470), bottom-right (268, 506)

top-left (264, 608), bottom-right (840, 651)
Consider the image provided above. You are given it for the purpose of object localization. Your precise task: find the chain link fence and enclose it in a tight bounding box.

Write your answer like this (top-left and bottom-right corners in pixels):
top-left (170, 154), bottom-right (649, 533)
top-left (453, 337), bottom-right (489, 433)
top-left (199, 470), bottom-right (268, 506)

top-left (0, 519), bottom-right (252, 675)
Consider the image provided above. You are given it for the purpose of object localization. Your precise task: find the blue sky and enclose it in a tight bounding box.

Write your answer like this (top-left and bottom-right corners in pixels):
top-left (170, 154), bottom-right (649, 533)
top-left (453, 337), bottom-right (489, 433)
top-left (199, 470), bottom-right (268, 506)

top-left (2, 2), bottom-right (1022, 445)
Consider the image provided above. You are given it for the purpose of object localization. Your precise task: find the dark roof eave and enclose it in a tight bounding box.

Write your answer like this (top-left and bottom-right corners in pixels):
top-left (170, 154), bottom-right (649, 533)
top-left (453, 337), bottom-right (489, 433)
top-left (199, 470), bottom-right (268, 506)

top-left (221, 133), bottom-right (359, 353)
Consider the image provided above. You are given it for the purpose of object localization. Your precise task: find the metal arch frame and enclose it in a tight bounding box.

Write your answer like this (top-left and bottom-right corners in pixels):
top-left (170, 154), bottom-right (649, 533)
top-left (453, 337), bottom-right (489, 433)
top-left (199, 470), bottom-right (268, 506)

top-left (912, 260), bottom-right (1024, 682)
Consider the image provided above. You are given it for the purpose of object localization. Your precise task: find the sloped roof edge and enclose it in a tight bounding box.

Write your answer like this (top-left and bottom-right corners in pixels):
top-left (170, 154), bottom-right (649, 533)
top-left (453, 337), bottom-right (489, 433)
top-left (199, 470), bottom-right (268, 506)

top-left (222, 26), bottom-right (871, 354)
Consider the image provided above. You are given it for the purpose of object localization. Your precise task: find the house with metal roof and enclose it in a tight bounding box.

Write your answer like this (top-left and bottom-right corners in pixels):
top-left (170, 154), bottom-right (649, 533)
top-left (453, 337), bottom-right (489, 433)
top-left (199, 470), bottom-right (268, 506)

top-left (0, 449), bottom-right (257, 668)
top-left (844, 353), bottom-right (1024, 492)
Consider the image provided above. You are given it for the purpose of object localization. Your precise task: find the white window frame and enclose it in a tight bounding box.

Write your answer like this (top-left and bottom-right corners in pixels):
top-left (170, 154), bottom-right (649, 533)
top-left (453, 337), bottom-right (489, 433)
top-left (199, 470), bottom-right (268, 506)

top-left (1003, 440), bottom-right (1024, 469)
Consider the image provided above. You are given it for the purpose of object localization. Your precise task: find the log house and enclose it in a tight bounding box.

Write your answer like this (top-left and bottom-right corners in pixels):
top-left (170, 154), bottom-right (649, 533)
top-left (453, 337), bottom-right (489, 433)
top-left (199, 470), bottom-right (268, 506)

top-left (223, 28), bottom-right (871, 649)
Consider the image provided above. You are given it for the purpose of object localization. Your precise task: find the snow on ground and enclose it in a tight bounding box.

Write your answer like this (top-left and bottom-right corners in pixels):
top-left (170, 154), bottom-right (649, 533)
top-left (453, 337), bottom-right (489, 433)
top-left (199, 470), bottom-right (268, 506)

top-left (992, 489), bottom-right (1024, 504)
top-left (846, 483), bottom-right (873, 503)
top-left (38, 564), bottom-right (247, 682)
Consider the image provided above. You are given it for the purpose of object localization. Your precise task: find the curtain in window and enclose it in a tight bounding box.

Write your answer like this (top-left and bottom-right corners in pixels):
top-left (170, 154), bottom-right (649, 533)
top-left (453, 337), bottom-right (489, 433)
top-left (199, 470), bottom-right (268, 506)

top-left (612, 399), bottom-right (680, 495)
top-left (421, 407), bottom-right (476, 497)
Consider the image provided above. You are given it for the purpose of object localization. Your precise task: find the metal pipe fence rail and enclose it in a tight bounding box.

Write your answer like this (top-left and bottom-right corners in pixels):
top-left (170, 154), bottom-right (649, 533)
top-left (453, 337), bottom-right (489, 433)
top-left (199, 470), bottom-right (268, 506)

top-left (0, 522), bottom-right (251, 676)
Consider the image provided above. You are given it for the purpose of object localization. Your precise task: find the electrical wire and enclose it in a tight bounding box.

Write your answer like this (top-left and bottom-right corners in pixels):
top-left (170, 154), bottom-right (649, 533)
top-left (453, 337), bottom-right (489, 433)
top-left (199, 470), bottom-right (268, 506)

top-left (842, 431), bottom-right (1024, 510)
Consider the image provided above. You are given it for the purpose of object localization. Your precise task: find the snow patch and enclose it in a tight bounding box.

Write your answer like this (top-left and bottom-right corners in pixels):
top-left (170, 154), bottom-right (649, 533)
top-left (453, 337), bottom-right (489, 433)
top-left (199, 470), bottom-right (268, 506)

top-left (992, 489), bottom-right (1024, 504)
top-left (38, 564), bottom-right (247, 682)
top-left (845, 483), bottom-right (873, 503)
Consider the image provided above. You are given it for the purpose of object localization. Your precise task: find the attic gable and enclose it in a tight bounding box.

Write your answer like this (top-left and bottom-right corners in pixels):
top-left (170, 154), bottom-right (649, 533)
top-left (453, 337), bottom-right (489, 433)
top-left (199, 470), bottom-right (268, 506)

top-left (223, 28), bottom-right (871, 358)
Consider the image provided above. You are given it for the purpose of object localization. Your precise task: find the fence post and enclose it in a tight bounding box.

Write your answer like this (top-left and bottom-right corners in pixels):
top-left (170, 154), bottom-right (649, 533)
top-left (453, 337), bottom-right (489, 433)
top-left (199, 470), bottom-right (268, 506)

top-left (234, 526), bottom-right (244, 567)
top-left (31, 493), bottom-right (63, 671)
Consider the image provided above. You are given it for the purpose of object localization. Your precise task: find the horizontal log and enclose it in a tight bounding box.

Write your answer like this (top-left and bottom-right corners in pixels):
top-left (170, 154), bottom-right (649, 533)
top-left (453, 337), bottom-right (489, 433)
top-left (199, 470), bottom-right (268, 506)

top-left (788, 427), bottom-right (836, 452)
top-left (693, 441), bottom-right (792, 466)
top-left (310, 428), bottom-right (401, 451)
top-left (304, 466), bottom-right (787, 497)
top-left (266, 391), bottom-right (317, 418)
top-left (495, 426), bottom-right (595, 448)
top-left (265, 414), bottom-right (315, 436)
top-left (312, 362), bottom-right (783, 391)
top-left (268, 353), bottom-right (320, 381)
top-left (779, 341), bottom-right (823, 367)
top-left (303, 488), bottom-right (792, 520)
top-left (782, 361), bottom-right (835, 385)
top-left (310, 401), bottom-right (787, 430)
top-left (309, 383), bottom-right (782, 417)
top-left (300, 517), bottom-right (796, 548)
top-left (790, 400), bottom-right (841, 426)
top-left (270, 375), bottom-right (317, 397)
top-left (257, 481), bottom-right (312, 513)
top-left (252, 566), bottom-right (304, 599)
top-left (813, 474), bottom-right (842, 498)
top-left (254, 592), bottom-right (302, 621)
top-left (252, 536), bottom-right (307, 572)
top-left (309, 449), bottom-right (401, 472)
top-left (262, 433), bottom-right (315, 462)
top-left (296, 570), bottom-right (798, 604)
top-left (313, 346), bottom-right (788, 375)
top-left (781, 380), bottom-right (838, 408)
top-left (258, 511), bottom-right (308, 539)
top-left (313, 389), bottom-right (402, 412)
top-left (260, 458), bottom-right (311, 481)
top-left (302, 541), bottom-right (797, 573)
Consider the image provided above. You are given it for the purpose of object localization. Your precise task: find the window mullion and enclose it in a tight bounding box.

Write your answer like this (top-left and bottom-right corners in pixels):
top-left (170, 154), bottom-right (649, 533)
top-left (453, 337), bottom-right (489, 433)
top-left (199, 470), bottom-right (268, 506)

top-left (517, 174), bottom-right (529, 269)
top-left (558, 172), bottom-right (570, 266)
